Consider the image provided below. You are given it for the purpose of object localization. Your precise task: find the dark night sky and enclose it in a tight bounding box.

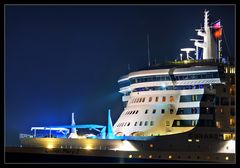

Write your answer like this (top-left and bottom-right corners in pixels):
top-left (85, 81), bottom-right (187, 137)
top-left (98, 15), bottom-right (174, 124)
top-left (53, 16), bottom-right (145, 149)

top-left (5, 5), bottom-right (235, 146)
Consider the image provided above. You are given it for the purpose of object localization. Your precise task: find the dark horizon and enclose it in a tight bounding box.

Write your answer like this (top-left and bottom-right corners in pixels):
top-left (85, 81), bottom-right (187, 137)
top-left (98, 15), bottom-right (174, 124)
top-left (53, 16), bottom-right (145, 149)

top-left (5, 5), bottom-right (235, 146)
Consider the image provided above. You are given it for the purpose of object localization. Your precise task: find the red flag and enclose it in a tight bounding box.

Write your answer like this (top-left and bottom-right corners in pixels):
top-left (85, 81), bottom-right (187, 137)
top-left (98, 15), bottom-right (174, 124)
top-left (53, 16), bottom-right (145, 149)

top-left (212, 20), bottom-right (222, 39)
top-left (214, 28), bottom-right (222, 39)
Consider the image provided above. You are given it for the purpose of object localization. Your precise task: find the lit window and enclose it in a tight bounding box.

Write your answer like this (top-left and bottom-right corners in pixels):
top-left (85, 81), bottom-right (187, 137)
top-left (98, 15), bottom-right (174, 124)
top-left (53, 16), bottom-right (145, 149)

top-left (138, 155), bottom-right (142, 158)
top-left (162, 96), bottom-right (166, 102)
top-left (188, 139), bottom-right (192, 142)
top-left (149, 97), bottom-right (152, 102)
top-left (155, 97), bottom-right (159, 102)
top-left (229, 117), bottom-right (235, 126)
top-left (223, 134), bottom-right (232, 140)
top-left (176, 121), bottom-right (180, 126)
top-left (225, 156), bottom-right (229, 160)
top-left (192, 95), bottom-right (195, 101)
top-left (170, 96), bottom-right (174, 102)
top-left (161, 109), bottom-right (165, 114)
top-left (216, 121), bottom-right (221, 128)
top-left (145, 109), bottom-right (148, 114)
top-left (144, 121), bottom-right (148, 126)
top-left (149, 155), bottom-right (152, 159)
top-left (192, 120), bottom-right (195, 126)
top-left (168, 155), bottom-right (172, 159)
top-left (152, 109), bottom-right (156, 114)
top-left (149, 144), bottom-right (154, 148)
top-left (129, 155), bottom-right (132, 158)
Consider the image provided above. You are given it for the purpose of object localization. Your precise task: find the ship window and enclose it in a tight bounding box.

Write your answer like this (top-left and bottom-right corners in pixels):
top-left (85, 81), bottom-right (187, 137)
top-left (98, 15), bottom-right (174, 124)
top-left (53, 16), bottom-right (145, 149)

top-left (124, 123), bottom-right (127, 126)
top-left (166, 121), bottom-right (170, 126)
top-left (145, 109), bottom-right (148, 114)
top-left (139, 98), bottom-right (142, 103)
top-left (142, 97), bottom-right (145, 102)
top-left (229, 117), bottom-right (235, 126)
top-left (215, 96), bottom-right (219, 105)
top-left (230, 97), bottom-right (235, 105)
top-left (176, 121), bottom-right (180, 126)
top-left (162, 96), bottom-right (166, 102)
top-left (139, 121), bottom-right (143, 126)
top-left (221, 97), bottom-right (229, 105)
top-left (170, 96), bottom-right (174, 102)
top-left (191, 108), bottom-right (197, 114)
top-left (152, 109), bottom-right (156, 114)
top-left (216, 121), bottom-right (221, 128)
top-left (133, 111), bottom-right (136, 114)
top-left (170, 108), bottom-right (174, 114)
top-left (192, 120), bottom-right (195, 126)
top-left (161, 109), bottom-right (165, 114)
top-left (149, 97), bottom-right (152, 102)
top-left (144, 121), bottom-right (148, 126)
top-left (136, 110), bottom-right (139, 114)
top-left (155, 97), bottom-right (159, 102)
top-left (230, 108), bottom-right (235, 116)
top-left (127, 122), bottom-right (130, 126)
top-left (134, 122), bottom-right (137, 126)
top-left (150, 121), bottom-right (154, 126)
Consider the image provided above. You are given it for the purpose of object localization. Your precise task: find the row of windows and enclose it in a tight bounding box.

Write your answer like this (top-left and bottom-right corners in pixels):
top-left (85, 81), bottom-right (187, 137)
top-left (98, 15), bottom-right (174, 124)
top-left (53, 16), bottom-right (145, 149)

top-left (172, 120), bottom-right (198, 127)
top-left (124, 108), bottom-right (175, 115)
top-left (145, 108), bottom-right (175, 114)
top-left (177, 108), bottom-right (199, 115)
top-left (180, 95), bottom-right (202, 102)
top-left (172, 119), bottom-right (216, 127)
top-left (124, 110), bottom-right (139, 115)
top-left (133, 85), bottom-right (204, 92)
top-left (131, 96), bottom-right (175, 104)
top-left (124, 107), bottom-right (218, 116)
top-left (129, 72), bottom-right (219, 84)
top-left (119, 72), bottom-right (219, 88)
top-left (117, 119), bottom-right (216, 128)
top-left (116, 121), bottom-right (154, 127)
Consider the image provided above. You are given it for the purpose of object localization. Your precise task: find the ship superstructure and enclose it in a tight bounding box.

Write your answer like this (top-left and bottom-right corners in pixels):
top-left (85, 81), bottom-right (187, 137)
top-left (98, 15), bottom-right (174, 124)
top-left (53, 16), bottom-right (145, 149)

top-left (18, 10), bottom-right (235, 163)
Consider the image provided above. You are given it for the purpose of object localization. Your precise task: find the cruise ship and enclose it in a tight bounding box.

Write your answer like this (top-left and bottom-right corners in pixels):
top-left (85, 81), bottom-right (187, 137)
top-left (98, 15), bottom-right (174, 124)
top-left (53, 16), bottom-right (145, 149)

top-left (15, 10), bottom-right (235, 163)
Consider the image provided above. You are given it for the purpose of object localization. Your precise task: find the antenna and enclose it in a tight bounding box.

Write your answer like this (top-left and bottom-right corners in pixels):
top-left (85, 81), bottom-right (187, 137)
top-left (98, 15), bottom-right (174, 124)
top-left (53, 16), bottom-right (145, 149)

top-left (147, 33), bottom-right (151, 67)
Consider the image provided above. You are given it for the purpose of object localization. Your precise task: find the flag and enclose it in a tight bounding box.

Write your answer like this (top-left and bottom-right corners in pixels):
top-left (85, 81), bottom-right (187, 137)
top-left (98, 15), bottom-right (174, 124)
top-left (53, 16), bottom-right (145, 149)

top-left (214, 28), bottom-right (222, 39)
top-left (212, 20), bottom-right (222, 39)
top-left (213, 20), bottom-right (221, 29)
